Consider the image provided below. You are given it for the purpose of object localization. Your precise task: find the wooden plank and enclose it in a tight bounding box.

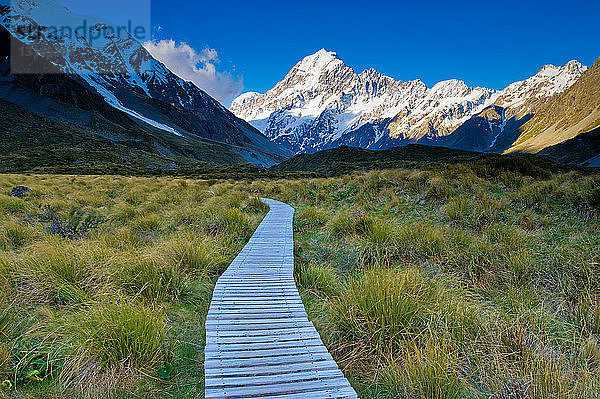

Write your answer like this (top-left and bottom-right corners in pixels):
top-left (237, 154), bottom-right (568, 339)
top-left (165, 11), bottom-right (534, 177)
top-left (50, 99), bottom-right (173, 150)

top-left (232, 387), bottom-right (358, 399)
top-left (205, 368), bottom-right (345, 388)
top-left (207, 331), bottom-right (321, 345)
top-left (204, 359), bottom-right (341, 378)
top-left (205, 345), bottom-right (329, 360)
top-left (205, 337), bottom-right (323, 352)
top-left (206, 312), bottom-right (308, 320)
top-left (204, 376), bottom-right (352, 399)
top-left (205, 321), bottom-right (315, 332)
top-left (204, 351), bottom-right (335, 369)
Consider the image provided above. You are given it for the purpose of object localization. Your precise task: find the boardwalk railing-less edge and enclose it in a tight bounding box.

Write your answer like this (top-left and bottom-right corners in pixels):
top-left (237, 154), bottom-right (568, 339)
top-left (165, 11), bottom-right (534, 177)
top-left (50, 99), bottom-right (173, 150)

top-left (204, 199), bottom-right (358, 399)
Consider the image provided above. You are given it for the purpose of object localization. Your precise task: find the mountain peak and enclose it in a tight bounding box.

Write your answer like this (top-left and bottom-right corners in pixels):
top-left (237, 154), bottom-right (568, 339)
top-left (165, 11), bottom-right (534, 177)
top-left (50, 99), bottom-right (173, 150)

top-left (295, 49), bottom-right (344, 73)
top-left (313, 48), bottom-right (339, 60)
top-left (536, 60), bottom-right (587, 77)
top-left (564, 60), bottom-right (587, 73)
top-left (429, 79), bottom-right (472, 97)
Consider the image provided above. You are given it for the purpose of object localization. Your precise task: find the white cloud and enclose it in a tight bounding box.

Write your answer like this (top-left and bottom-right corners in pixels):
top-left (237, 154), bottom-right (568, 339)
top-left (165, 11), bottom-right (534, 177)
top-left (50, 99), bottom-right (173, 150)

top-left (143, 39), bottom-right (242, 104)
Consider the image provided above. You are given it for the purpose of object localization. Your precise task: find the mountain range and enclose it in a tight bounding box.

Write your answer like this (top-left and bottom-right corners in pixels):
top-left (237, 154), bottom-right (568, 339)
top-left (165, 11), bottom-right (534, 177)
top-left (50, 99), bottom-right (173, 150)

top-left (231, 49), bottom-right (599, 165)
top-left (0, 0), bottom-right (597, 171)
top-left (0, 0), bottom-right (291, 171)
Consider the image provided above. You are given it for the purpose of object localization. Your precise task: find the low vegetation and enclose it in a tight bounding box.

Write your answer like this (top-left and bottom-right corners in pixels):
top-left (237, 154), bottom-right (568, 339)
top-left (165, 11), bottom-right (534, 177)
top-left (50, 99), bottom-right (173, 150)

top-left (0, 175), bottom-right (266, 398)
top-left (0, 158), bottom-right (598, 398)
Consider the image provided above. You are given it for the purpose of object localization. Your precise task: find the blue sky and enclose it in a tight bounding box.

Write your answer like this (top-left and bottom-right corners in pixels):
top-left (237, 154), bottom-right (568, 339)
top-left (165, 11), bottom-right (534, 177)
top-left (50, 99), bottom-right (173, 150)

top-left (61, 0), bottom-right (599, 103)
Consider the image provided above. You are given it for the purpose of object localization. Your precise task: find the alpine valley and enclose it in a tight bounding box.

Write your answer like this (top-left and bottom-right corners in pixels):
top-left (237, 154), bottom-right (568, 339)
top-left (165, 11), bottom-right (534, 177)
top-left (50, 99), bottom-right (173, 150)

top-left (231, 49), bottom-right (600, 166)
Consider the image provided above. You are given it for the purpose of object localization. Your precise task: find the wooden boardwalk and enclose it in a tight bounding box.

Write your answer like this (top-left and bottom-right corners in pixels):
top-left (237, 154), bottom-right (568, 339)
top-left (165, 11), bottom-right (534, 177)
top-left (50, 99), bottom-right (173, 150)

top-left (204, 199), bottom-right (357, 399)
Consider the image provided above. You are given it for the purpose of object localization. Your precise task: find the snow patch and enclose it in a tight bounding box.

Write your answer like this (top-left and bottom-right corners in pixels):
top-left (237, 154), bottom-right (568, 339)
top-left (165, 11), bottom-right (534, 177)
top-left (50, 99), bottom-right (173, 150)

top-left (82, 74), bottom-right (184, 137)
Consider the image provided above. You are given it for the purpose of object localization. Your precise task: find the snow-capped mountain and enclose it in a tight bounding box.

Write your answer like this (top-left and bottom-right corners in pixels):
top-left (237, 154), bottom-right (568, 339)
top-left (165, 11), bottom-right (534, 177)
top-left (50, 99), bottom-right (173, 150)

top-left (231, 49), bottom-right (432, 153)
top-left (231, 49), bottom-right (587, 154)
top-left (0, 0), bottom-right (291, 166)
top-left (511, 56), bottom-right (600, 159)
top-left (436, 60), bottom-right (588, 152)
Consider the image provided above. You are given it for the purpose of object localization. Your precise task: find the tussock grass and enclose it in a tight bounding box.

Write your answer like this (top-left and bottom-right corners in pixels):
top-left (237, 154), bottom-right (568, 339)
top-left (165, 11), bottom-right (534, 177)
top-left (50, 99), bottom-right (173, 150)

top-left (259, 166), bottom-right (600, 396)
top-left (0, 164), bottom-right (598, 397)
top-left (0, 195), bottom-right (29, 215)
top-left (0, 221), bottom-right (37, 250)
top-left (244, 197), bottom-right (269, 213)
top-left (23, 239), bottom-right (105, 305)
top-left (196, 206), bottom-right (252, 239)
top-left (444, 196), bottom-right (470, 223)
top-left (0, 174), bottom-right (267, 397)
top-left (327, 212), bottom-right (355, 238)
top-left (382, 342), bottom-right (467, 399)
top-left (111, 256), bottom-right (186, 302)
top-left (158, 233), bottom-right (227, 277)
top-left (295, 262), bottom-right (340, 298)
top-left (330, 269), bottom-right (484, 356)
top-left (295, 206), bottom-right (329, 231)
top-left (59, 301), bottom-right (168, 388)
top-left (0, 254), bottom-right (13, 304)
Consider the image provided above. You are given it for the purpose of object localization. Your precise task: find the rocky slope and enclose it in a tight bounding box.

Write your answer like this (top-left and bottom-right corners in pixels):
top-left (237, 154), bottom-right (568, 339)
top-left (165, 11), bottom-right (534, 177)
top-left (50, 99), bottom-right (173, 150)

top-left (506, 56), bottom-right (600, 157)
top-left (0, 0), bottom-right (291, 167)
top-left (538, 127), bottom-right (600, 167)
top-left (437, 60), bottom-right (588, 152)
top-left (231, 49), bottom-right (587, 155)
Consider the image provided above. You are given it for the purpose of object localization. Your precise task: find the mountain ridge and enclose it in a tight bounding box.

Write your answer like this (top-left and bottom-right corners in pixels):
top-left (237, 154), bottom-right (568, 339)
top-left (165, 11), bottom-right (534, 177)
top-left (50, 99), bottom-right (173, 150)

top-left (0, 0), bottom-right (292, 167)
top-left (231, 49), bottom-right (587, 157)
top-left (506, 56), bottom-right (600, 155)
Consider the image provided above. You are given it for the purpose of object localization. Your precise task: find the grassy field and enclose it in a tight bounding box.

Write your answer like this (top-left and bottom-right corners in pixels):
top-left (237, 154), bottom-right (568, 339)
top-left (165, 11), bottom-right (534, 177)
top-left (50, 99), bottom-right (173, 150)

top-left (0, 161), bottom-right (599, 398)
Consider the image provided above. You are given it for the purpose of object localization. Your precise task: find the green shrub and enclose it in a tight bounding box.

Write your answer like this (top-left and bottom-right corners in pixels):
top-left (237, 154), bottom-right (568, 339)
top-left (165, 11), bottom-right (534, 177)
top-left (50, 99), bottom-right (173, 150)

top-left (469, 155), bottom-right (552, 180)
top-left (42, 207), bottom-right (107, 240)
